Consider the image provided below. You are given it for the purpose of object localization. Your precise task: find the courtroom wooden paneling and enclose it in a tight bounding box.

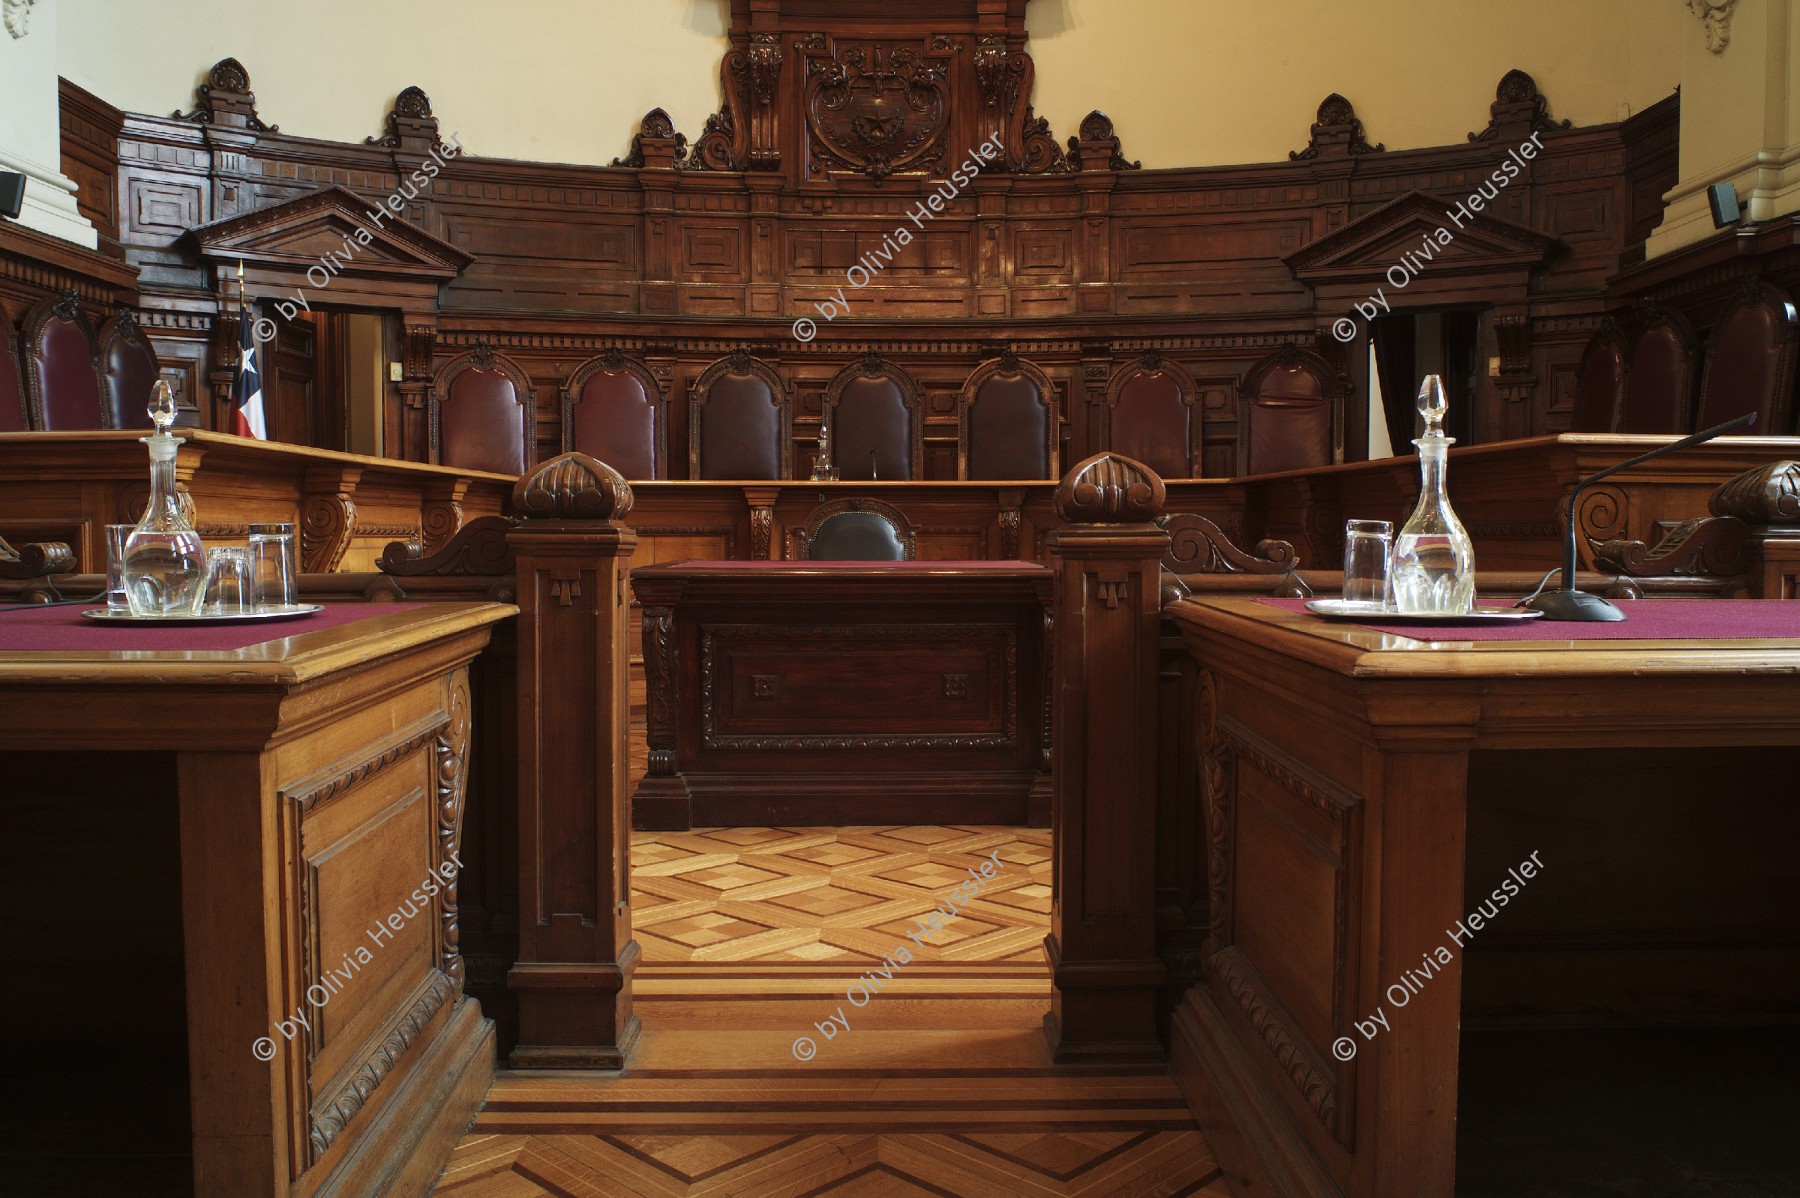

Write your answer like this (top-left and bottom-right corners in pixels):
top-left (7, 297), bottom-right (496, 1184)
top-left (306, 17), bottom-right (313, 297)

top-left (0, 602), bottom-right (512, 1198)
top-left (630, 562), bottom-right (1053, 831)
top-left (0, 429), bottom-right (514, 573)
top-left (1164, 596), bottom-right (1800, 1198)
top-left (58, 41), bottom-right (1684, 468)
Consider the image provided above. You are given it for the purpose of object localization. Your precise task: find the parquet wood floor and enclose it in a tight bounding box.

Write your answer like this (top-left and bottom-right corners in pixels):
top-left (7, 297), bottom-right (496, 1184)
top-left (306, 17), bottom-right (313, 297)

top-left (432, 827), bottom-right (1232, 1197)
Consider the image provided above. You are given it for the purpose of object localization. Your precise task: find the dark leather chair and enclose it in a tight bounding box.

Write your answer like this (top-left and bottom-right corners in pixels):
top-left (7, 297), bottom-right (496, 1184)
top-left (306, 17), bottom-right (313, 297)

top-left (1694, 278), bottom-right (1799, 434)
top-left (690, 350), bottom-right (792, 480)
top-left (96, 310), bottom-right (160, 431)
top-left (1618, 302), bottom-right (1698, 434)
top-left (0, 306), bottom-right (27, 433)
top-left (822, 351), bottom-right (923, 481)
top-left (958, 352), bottom-right (1057, 480)
top-left (20, 291), bottom-right (108, 431)
top-left (793, 498), bottom-right (916, 561)
top-left (562, 350), bottom-right (666, 479)
top-left (1237, 346), bottom-right (1343, 475)
top-left (1107, 351), bottom-right (1200, 478)
top-left (1570, 316), bottom-right (1628, 433)
top-left (430, 344), bottom-right (534, 475)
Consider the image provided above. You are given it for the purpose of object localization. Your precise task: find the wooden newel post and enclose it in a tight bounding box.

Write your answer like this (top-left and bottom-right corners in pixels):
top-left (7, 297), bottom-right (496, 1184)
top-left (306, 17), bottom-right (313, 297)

top-left (505, 453), bottom-right (641, 1068)
top-left (1045, 452), bottom-right (1170, 1062)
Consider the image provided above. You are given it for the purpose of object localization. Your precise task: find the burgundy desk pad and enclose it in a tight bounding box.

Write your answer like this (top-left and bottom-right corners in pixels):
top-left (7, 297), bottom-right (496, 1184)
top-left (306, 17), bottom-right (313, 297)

top-left (1257, 597), bottom-right (1800, 642)
top-left (673, 560), bottom-right (1043, 569)
top-left (0, 602), bottom-right (423, 654)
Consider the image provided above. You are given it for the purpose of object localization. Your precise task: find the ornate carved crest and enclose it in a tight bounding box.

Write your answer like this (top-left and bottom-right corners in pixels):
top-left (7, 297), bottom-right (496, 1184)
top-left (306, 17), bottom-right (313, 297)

top-left (856, 347), bottom-right (886, 375)
top-left (1290, 93), bottom-right (1381, 161)
top-left (1054, 453), bottom-right (1167, 524)
top-left (470, 340), bottom-right (497, 368)
top-left (973, 35), bottom-right (1027, 114)
top-left (599, 346), bottom-right (627, 370)
top-left (1469, 70), bottom-right (1570, 142)
top-left (799, 34), bottom-right (957, 181)
top-left (367, 85), bottom-right (437, 148)
top-left (512, 452), bottom-right (634, 522)
top-left (173, 57), bottom-right (277, 132)
top-left (1067, 111), bottom-right (1140, 172)
top-left (614, 108), bottom-right (688, 168)
top-left (725, 347), bottom-right (755, 373)
top-left (49, 289), bottom-right (82, 322)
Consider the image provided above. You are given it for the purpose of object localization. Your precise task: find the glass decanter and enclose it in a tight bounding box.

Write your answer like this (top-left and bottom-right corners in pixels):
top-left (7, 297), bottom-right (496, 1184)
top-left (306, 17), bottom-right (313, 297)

top-left (122, 382), bottom-right (207, 616)
top-left (1391, 375), bottom-right (1476, 614)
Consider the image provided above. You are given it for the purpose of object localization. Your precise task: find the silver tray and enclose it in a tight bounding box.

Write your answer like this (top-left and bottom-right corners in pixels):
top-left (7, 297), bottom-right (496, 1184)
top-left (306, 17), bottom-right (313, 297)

top-left (81, 603), bottom-right (325, 625)
top-left (1303, 599), bottom-right (1544, 624)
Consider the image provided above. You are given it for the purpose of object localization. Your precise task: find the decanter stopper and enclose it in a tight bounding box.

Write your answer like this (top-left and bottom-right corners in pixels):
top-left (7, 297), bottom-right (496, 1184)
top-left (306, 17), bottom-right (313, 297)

top-left (149, 379), bottom-right (178, 436)
top-left (1417, 374), bottom-right (1447, 440)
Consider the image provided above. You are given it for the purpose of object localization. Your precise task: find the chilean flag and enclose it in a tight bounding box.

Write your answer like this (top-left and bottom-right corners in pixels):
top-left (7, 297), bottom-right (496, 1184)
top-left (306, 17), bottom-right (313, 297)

top-left (231, 293), bottom-right (267, 440)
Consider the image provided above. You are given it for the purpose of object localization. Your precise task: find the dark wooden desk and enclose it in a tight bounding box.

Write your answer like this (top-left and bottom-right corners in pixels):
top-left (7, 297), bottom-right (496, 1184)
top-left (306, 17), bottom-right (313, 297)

top-left (1162, 596), bottom-right (1800, 1198)
top-left (0, 601), bottom-right (514, 1197)
top-left (629, 560), bottom-right (1053, 830)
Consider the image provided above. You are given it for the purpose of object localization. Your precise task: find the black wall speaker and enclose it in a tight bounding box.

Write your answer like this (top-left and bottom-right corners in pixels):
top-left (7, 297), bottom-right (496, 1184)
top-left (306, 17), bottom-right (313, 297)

top-left (1707, 182), bottom-right (1742, 229)
top-left (0, 171), bottom-right (25, 221)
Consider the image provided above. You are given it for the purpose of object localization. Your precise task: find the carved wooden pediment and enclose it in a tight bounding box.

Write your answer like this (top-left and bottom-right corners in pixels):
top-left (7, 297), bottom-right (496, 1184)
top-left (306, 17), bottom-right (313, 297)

top-left (1284, 190), bottom-right (1560, 283)
top-left (189, 185), bottom-right (473, 281)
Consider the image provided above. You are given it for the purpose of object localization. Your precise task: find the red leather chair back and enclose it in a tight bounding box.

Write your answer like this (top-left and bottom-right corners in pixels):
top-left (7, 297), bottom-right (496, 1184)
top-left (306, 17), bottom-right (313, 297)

top-left (1570, 318), bottom-right (1628, 433)
top-left (1109, 354), bottom-right (1196, 478)
top-left (1619, 305), bottom-right (1698, 434)
top-left (563, 352), bottom-right (665, 479)
top-left (97, 311), bottom-right (160, 431)
top-left (824, 354), bottom-right (922, 481)
top-left (1239, 348), bottom-right (1340, 475)
top-left (691, 352), bottom-right (791, 480)
top-left (21, 292), bottom-right (107, 431)
top-left (0, 308), bottom-right (26, 434)
top-left (432, 348), bottom-right (532, 475)
top-left (960, 355), bottom-right (1056, 480)
top-left (1695, 280), bottom-right (1799, 434)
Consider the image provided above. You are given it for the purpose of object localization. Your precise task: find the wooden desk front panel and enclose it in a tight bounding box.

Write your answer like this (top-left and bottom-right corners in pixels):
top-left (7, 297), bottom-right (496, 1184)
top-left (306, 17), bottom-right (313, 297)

top-left (632, 566), bottom-right (1052, 829)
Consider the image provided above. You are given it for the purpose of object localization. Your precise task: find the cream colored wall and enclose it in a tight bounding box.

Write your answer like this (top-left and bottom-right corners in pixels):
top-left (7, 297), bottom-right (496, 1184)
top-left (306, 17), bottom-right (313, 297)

top-left (51, 0), bottom-right (1683, 171)
top-left (1028, 0), bottom-right (1685, 166)
top-left (55, 0), bottom-right (730, 167)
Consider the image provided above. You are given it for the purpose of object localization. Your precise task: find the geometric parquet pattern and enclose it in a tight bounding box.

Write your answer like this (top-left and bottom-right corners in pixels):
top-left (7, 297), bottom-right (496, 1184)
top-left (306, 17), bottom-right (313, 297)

top-left (632, 826), bottom-right (1053, 965)
top-left (432, 827), bottom-right (1232, 1198)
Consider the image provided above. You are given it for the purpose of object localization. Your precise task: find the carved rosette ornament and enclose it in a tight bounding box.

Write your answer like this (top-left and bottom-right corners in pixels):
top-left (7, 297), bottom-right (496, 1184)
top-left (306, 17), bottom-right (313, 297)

top-left (799, 34), bottom-right (956, 181)
top-left (1053, 453), bottom-right (1167, 524)
top-left (1688, 0), bottom-right (1737, 53)
top-left (173, 57), bottom-right (278, 132)
top-left (1710, 460), bottom-right (1800, 524)
top-left (512, 452), bottom-right (634, 521)
top-left (1469, 69), bottom-right (1570, 142)
top-left (1290, 93), bottom-right (1382, 161)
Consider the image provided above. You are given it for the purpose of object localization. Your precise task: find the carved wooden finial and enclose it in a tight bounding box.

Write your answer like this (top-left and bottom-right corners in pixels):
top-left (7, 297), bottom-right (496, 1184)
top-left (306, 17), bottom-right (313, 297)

top-left (1054, 452), bottom-right (1167, 523)
top-left (1291, 93), bottom-right (1382, 161)
top-left (1710, 460), bottom-right (1800, 525)
top-left (512, 452), bottom-right (635, 521)
top-left (172, 57), bottom-right (277, 132)
top-left (1469, 69), bottom-right (1570, 142)
top-left (367, 85), bottom-right (438, 148)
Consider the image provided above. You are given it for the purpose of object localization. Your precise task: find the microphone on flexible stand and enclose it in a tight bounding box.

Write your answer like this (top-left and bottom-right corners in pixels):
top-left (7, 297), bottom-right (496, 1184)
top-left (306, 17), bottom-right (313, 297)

top-left (1519, 411), bottom-right (1757, 621)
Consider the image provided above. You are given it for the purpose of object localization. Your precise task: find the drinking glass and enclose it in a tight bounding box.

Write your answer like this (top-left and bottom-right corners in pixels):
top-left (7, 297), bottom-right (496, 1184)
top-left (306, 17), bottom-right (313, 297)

top-left (248, 522), bottom-right (298, 609)
top-left (103, 524), bottom-right (134, 612)
top-left (203, 547), bottom-right (255, 615)
top-left (1342, 519), bottom-right (1393, 609)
